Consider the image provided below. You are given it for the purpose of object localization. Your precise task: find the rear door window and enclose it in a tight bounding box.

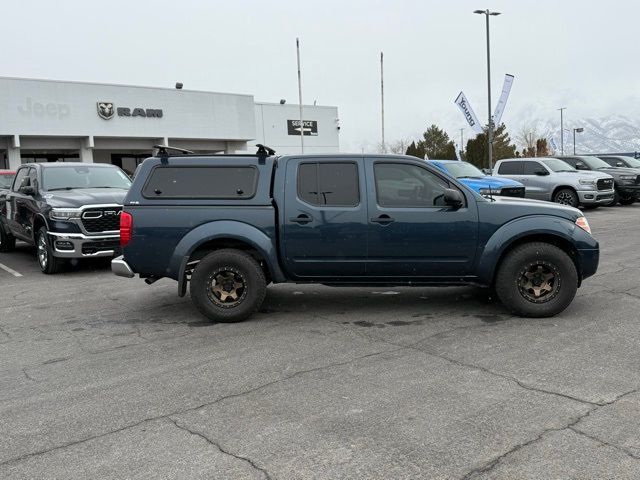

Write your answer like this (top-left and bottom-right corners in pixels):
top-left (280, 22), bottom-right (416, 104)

top-left (142, 166), bottom-right (258, 199)
top-left (497, 161), bottom-right (523, 175)
top-left (297, 162), bottom-right (359, 206)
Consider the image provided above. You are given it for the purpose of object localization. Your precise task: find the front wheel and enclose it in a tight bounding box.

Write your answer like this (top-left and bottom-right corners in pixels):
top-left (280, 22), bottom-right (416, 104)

top-left (495, 242), bottom-right (578, 318)
top-left (553, 188), bottom-right (579, 208)
top-left (189, 249), bottom-right (267, 323)
top-left (619, 196), bottom-right (636, 206)
top-left (36, 227), bottom-right (65, 274)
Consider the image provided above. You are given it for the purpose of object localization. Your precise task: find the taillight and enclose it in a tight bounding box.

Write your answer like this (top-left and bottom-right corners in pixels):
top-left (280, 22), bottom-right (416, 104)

top-left (120, 211), bottom-right (132, 247)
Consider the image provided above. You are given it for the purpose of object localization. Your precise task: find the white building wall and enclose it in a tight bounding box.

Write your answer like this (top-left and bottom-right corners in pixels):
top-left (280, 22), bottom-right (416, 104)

top-left (253, 103), bottom-right (339, 154)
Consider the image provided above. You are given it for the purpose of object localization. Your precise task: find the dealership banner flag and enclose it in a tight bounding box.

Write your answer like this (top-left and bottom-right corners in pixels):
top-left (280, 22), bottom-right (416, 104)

top-left (454, 92), bottom-right (484, 135)
top-left (549, 137), bottom-right (558, 152)
top-left (492, 74), bottom-right (514, 126)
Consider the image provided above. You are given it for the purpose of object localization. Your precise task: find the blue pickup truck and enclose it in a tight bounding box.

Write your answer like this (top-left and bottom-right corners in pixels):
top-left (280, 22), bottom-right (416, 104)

top-left (112, 146), bottom-right (599, 322)
top-left (430, 160), bottom-right (525, 198)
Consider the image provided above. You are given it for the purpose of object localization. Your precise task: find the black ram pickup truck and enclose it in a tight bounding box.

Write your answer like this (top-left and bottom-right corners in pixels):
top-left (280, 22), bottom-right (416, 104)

top-left (0, 162), bottom-right (131, 273)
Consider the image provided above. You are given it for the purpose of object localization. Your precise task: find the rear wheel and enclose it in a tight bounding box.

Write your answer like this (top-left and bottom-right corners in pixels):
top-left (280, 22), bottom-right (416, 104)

top-left (553, 188), bottom-right (579, 208)
top-left (495, 242), bottom-right (578, 318)
top-left (189, 249), bottom-right (267, 323)
top-left (36, 227), bottom-right (65, 274)
top-left (0, 223), bottom-right (16, 252)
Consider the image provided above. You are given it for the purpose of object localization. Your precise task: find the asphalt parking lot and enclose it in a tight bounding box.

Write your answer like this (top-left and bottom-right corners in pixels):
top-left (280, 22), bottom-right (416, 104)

top-left (1, 206), bottom-right (640, 479)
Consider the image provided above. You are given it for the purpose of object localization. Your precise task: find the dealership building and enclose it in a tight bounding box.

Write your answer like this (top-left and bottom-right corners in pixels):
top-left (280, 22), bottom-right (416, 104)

top-left (0, 77), bottom-right (340, 173)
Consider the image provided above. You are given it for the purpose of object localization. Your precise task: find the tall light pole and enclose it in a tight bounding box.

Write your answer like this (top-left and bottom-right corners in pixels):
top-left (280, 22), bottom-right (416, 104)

top-left (460, 128), bottom-right (465, 160)
top-left (380, 51), bottom-right (385, 153)
top-left (558, 107), bottom-right (566, 155)
top-left (296, 38), bottom-right (304, 154)
top-left (573, 127), bottom-right (584, 155)
top-left (474, 9), bottom-right (501, 170)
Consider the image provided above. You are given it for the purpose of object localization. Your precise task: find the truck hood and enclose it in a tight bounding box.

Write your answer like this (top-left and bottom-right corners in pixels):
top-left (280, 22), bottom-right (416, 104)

top-left (479, 195), bottom-right (582, 222)
top-left (459, 176), bottom-right (523, 191)
top-left (592, 167), bottom-right (640, 178)
top-left (556, 170), bottom-right (613, 180)
top-left (41, 188), bottom-right (128, 208)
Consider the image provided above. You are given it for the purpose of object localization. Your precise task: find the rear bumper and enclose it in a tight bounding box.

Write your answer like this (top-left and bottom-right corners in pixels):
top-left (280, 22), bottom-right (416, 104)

top-left (577, 189), bottom-right (614, 205)
top-left (111, 255), bottom-right (135, 278)
top-left (47, 231), bottom-right (120, 258)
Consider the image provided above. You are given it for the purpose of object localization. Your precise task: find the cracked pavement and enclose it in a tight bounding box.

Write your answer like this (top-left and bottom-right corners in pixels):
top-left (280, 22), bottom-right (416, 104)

top-left (1, 206), bottom-right (640, 479)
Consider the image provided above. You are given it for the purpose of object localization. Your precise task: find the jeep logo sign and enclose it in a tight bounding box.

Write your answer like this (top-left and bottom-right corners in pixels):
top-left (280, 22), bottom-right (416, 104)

top-left (97, 102), bottom-right (163, 120)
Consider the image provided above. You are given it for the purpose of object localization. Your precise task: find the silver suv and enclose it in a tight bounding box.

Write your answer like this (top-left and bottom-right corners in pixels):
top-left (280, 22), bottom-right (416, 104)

top-left (493, 157), bottom-right (615, 207)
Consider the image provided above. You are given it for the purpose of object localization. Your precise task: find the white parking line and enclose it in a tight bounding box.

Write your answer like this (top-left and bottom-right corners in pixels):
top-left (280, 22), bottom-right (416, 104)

top-left (0, 262), bottom-right (22, 277)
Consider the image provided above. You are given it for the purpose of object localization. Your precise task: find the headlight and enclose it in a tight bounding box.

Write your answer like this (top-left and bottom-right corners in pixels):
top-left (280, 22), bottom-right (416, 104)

top-left (479, 188), bottom-right (493, 196)
top-left (619, 175), bottom-right (635, 180)
top-left (49, 208), bottom-right (81, 220)
top-left (575, 216), bottom-right (591, 234)
top-left (578, 179), bottom-right (595, 185)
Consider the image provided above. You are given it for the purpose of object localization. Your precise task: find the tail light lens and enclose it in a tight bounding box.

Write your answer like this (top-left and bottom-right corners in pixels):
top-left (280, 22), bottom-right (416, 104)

top-left (120, 211), bottom-right (132, 247)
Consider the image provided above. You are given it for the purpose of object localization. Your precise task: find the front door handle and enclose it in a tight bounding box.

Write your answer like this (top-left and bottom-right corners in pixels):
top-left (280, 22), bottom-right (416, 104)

top-left (290, 214), bottom-right (313, 225)
top-left (371, 214), bottom-right (395, 225)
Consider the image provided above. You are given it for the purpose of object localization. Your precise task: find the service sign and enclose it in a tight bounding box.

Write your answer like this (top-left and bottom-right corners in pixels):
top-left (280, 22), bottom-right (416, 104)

top-left (287, 119), bottom-right (318, 136)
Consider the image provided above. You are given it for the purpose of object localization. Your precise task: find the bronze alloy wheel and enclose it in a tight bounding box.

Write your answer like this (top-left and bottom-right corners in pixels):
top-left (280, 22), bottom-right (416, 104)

top-left (517, 262), bottom-right (561, 303)
top-left (206, 268), bottom-right (248, 308)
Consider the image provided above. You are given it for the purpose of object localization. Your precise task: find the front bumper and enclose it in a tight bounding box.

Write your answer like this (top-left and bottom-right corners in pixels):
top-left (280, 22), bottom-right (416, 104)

top-left (578, 248), bottom-right (600, 281)
top-left (617, 184), bottom-right (640, 198)
top-left (577, 189), bottom-right (615, 205)
top-left (47, 231), bottom-right (120, 259)
top-left (111, 255), bottom-right (135, 278)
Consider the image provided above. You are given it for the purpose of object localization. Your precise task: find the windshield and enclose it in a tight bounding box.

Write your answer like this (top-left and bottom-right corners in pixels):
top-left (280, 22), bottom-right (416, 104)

top-left (581, 157), bottom-right (611, 169)
top-left (0, 173), bottom-right (15, 189)
top-left (541, 159), bottom-right (577, 172)
top-left (43, 166), bottom-right (131, 191)
top-left (440, 162), bottom-right (485, 178)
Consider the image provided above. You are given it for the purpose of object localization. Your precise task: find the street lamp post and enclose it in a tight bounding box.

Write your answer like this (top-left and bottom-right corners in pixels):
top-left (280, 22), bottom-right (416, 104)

top-left (558, 107), bottom-right (566, 155)
top-left (573, 127), bottom-right (584, 155)
top-left (460, 128), bottom-right (464, 160)
top-left (474, 9), bottom-right (501, 171)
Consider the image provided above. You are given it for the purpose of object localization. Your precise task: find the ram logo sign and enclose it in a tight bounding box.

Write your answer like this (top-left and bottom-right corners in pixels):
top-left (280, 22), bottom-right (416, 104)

top-left (97, 102), bottom-right (115, 120)
top-left (97, 102), bottom-right (163, 120)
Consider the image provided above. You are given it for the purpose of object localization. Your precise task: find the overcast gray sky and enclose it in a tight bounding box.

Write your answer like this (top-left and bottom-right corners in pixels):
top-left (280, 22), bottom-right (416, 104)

top-left (3, 0), bottom-right (640, 151)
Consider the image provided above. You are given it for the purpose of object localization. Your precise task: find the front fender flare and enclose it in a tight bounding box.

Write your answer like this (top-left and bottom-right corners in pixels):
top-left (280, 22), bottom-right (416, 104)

top-left (168, 220), bottom-right (286, 284)
top-left (476, 215), bottom-right (588, 285)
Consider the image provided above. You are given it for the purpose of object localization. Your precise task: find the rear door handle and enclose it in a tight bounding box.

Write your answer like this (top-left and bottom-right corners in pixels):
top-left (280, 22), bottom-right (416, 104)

top-left (371, 214), bottom-right (395, 225)
top-left (289, 214), bottom-right (313, 225)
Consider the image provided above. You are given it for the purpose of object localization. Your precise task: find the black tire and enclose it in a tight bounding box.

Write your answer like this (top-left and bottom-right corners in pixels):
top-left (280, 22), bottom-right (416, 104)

top-left (619, 196), bottom-right (636, 206)
top-left (0, 222), bottom-right (16, 252)
top-left (606, 191), bottom-right (620, 207)
top-left (553, 188), bottom-right (579, 208)
top-left (495, 242), bottom-right (578, 318)
top-left (189, 249), bottom-right (267, 323)
top-left (36, 227), bottom-right (65, 274)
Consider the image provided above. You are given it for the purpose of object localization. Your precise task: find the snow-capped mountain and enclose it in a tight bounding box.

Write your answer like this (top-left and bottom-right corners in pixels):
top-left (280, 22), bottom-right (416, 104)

top-left (531, 115), bottom-right (640, 154)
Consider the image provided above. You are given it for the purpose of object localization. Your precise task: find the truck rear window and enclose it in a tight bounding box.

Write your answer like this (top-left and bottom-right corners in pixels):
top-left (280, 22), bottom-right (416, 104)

top-left (142, 166), bottom-right (258, 199)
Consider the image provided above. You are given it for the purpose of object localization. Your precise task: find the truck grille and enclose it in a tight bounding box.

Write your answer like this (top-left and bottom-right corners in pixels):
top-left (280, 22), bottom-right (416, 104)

top-left (597, 178), bottom-right (614, 191)
top-left (499, 186), bottom-right (526, 198)
top-left (81, 207), bottom-right (122, 233)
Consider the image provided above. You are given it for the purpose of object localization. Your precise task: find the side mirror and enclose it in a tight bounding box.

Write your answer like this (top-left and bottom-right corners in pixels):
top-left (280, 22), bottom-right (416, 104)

top-left (444, 188), bottom-right (464, 208)
top-left (534, 170), bottom-right (549, 176)
top-left (19, 185), bottom-right (36, 196)
top-left (576, 163), bottom-right (587, 170)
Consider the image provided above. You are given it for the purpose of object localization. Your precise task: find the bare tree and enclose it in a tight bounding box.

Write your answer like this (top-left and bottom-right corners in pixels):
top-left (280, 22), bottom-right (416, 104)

top-left (516, 121), bottom-right (540, 155)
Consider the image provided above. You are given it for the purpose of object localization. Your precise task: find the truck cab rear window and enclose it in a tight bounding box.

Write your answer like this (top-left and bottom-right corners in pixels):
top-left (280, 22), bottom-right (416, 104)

top-left (297, 162), bottom-right (359, 206)
top-left (142, 166), bottom-right (258, 199)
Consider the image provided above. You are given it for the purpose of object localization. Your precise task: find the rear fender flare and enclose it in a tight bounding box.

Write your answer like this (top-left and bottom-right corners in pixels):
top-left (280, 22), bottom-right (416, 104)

top-left (168, 220), bottom-right (286, 283)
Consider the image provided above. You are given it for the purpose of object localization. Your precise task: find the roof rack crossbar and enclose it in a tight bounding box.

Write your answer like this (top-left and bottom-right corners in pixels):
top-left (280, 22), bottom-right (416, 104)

top-left (153, 145), bottom-right (195, 156)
